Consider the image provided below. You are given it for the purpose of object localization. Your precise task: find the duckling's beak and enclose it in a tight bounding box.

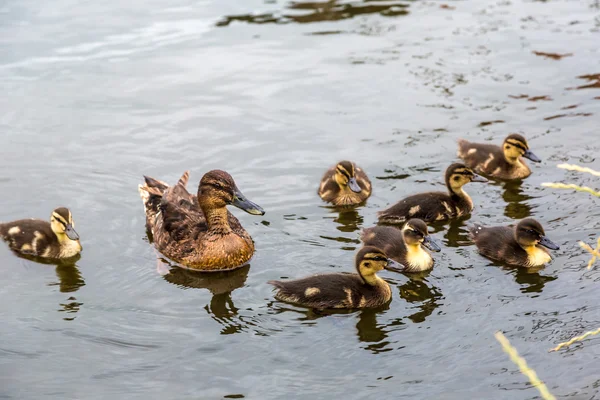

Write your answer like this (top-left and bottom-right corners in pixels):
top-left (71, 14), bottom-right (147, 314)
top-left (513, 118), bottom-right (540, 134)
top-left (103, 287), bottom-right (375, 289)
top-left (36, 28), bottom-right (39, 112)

top-left (232, 189), bottom-right (265, 216)
top-left (471, 174), bottom-right (488, 183)
top-left (422, 236), bottom-right (441, 252)
top-left (348, 177), bottom-right (362, 193)
top-left (539, 236), bottom-right (559, 250)
top-left (523, 149), bottom-right (541, 163)
top-left (384, 259), bottom-right (406, 273)
top-left (65, 224), bottom-right (80, 241)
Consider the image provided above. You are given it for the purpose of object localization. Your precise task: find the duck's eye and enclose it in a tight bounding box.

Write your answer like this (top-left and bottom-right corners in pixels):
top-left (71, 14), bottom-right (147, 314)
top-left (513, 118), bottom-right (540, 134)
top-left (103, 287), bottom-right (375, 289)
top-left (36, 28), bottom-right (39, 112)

top-left (454, 176), bottom-right (460, 182)
top-left (372, 256), bottom-right (387, 262)
top-left (411, 229), bottom-right (420, 235)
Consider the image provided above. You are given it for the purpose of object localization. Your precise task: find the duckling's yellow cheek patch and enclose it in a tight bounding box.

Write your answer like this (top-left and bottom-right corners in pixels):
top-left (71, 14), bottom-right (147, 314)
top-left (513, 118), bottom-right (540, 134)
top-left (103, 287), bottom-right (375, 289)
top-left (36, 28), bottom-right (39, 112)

top-left (304, 287), bottom-right (320, 297)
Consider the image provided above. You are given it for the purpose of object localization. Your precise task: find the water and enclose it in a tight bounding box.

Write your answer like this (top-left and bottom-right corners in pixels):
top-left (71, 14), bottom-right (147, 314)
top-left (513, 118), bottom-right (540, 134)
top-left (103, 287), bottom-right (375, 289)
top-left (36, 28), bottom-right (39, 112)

top-left (1, 0), bottom-right (599, 398)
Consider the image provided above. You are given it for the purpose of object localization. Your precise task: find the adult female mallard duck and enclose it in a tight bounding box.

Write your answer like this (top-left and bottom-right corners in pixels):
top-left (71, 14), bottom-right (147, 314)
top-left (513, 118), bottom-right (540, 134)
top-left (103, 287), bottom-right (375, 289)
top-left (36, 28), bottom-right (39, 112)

top-left (318, 160), bottom-right (372, 206)
top-left (361, 219), bottom-right (441, 272)
top-left (469, 218), bottom-right (559, 267)
top-left (138, 170), bottom-right (265, 271)
top-left (0, 207), bottom-right (81, 259)
top-left (457, 133), bottom-right (541, 180)
top-left (267, 246), bottom-right (403, 309)
top-left (377, 163), bottom-right (487, 224)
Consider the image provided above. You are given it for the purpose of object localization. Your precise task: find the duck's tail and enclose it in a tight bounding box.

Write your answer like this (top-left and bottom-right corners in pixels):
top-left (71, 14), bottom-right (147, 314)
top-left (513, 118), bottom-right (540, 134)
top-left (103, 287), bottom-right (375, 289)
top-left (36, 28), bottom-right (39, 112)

top-left (267, 280), bottom-right (285, 290)
top-left (138, 176), bottom-right (170, 228)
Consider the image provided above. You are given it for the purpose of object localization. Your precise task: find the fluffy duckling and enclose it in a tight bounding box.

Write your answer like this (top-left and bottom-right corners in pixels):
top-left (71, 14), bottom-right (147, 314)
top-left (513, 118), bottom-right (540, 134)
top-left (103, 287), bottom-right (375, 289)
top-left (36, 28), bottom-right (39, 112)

top-left (139, 170), bottom-right (265, 271)
top-left (267, 246), bottom-right (403, 309)
top-left (318, 160), bottom-right (372, 206)
top-left (0, 207), bottom-right (81, 259)
top-left (469, 218), bottom-right (559, 267)
top-left (361, 219), bottom-right (441, 272)
top-left (457, 133), bottom-right (541, 180)
top-left (378, 163), bottom-right (487, 224)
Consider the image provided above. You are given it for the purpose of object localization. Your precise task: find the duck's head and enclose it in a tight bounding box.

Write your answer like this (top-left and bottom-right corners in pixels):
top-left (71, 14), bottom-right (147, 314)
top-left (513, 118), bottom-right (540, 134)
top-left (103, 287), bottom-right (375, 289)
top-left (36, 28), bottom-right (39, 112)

top-left (355, 246), bottom-right (406, 276)
top-left (50, 207), bottom-right (79, 241)
top-left (445, 163), bottom-right (487, 191)
top-left (198, 170), bottom-right (265, 215)
top-left (402, 219), bottom-right (441, 252)
top-left (515, 218), bottom-right (559, 250)
top-left (503, 134), bottom-right (541, 163)
top-left (334, 160), bottom-right (362, 193)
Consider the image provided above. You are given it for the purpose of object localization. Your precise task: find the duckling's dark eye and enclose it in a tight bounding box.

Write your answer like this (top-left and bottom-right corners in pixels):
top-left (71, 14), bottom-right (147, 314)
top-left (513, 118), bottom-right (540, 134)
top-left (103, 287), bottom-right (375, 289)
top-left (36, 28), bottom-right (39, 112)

top-left (453, 176), bottom-right (460, 181)
top-left (372, 256), bottom-right (387, 262)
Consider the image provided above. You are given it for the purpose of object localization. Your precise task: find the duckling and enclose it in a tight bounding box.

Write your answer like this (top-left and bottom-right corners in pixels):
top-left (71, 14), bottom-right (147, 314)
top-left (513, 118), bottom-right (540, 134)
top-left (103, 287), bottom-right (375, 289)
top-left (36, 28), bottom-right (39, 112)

top-left (267, 246), bottom-right (404, 309)
top-left (361, 219), bottom-right (441, 272)
top-left (138, 170), bottom-right (265, 271)
top-left (457, 133), bottom-right (541, 180)
top-left (0, 207), bottom-right (81, 259)
top-left (318, 160), bottom-right (372, 206)
top-left (469, 218), bottom-right (559, 267)
top-left (378, 163), bottom-right (487, 224)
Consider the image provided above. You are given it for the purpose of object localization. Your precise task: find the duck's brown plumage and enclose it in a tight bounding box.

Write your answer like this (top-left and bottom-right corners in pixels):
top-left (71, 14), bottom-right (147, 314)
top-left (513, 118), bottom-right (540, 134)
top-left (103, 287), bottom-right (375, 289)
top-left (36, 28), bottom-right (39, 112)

top-left (0, 207), bottom-right (81, 259)
top-left (457, 134), bottom-right (539, 180)
top-left (318, 160), bottom-right (372, 206)
top-left (268, 246), bottom-right (397, 309)
top-left (469, 218), bottom-right (559, 267)
top-left (377, 163), bottom-right (486, 224)
top-left (138, 170), bottom-right (264, 271)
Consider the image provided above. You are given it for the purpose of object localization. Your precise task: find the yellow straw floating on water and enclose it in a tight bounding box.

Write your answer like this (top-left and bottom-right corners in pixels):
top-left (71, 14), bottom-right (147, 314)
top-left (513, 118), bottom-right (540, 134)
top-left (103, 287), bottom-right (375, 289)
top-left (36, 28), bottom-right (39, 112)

top-left (557, 163), bottom-right (600, 177)
top-left (550, 327), bottom-right (600, 352)
top-left (541, 182), bottom-right (600, 198)
top-left (580, 238), bottom-right (600, 269)
top-left (494, 332), bottom-right (556, 400)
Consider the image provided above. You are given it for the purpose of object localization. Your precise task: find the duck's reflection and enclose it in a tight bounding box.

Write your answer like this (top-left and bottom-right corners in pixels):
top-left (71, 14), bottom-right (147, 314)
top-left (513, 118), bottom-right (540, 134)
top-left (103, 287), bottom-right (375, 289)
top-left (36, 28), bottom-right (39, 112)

top-left (502, 180), bottom-right (533, 219)
top-left (397, 272), bottom-right (443, 323)
top-left (429, 216), bottom-right (471, 247)
top-left (502, 264), bottom-right (557, 294)
top-left (320, 207), bottom-right (363, 249)
top-left (161, 263), bottom-right (250, 294)
top-left (16, 253), bottom-right (85, 320)
top-left (216, 0), bottom-right (411, 27)
top-left (205, 293), bottom-right (245, 335)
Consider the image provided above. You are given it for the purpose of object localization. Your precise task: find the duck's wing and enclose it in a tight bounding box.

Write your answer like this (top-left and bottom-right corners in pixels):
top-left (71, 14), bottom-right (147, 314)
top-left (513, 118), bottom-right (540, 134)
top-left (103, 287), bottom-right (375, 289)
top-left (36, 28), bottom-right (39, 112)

top-left (268, 273), bottom-right (366, 308)
top-left (469, 225), bottom-right (518, 261)
top-left (318, 166), bottom-right (340, 202)
top-left (361, 226), bottom-right (406, 262)
top-left (457, 140), bottom-right (505, 173)
top-left (378, 192), bottom-right (454, 224)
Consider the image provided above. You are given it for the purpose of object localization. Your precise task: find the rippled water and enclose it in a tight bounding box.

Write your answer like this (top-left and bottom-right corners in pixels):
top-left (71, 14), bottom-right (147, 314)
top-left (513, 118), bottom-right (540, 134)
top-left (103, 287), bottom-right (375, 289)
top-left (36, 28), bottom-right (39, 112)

top-left (1, 0), bottom-right (599, 398)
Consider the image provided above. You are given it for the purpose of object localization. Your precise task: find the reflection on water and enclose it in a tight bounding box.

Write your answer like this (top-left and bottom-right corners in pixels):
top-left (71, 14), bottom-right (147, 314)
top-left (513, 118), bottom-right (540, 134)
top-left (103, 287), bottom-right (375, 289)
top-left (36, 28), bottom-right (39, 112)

top-left (397, 272), bottom-right (443, 323)
top-left (436, 217), bottom-right (472, 248)
top-left (506, 265), bottom-right (557, 295)
top-left (501, 181), bottom-right (533, 220)
top-left (323, 207), bottom-right (364, 233)
top-left (162, 264), bottom-right (250, 294)
top-left (205, 293), bottom-right (245, 335)
top-left (216, 0), bottom-right (411, 28)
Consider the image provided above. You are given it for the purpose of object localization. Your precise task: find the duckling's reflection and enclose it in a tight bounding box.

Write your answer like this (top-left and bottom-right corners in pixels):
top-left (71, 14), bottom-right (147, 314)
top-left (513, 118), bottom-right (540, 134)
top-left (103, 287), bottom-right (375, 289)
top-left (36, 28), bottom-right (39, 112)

top-left (500, 264), bottom-right (557, 294)
top-left (320, 207), bottom-right (363, 248)
top-left (502, 180), bottom-right (533, 219)
top-left (428, 217), bottom-right (471, 248)
top-left (397, 272), bottom-right (443, 323)
top-left (16, 253), bottom-right (85, 320)
top-left (204, 293), bottom-right (245, 335)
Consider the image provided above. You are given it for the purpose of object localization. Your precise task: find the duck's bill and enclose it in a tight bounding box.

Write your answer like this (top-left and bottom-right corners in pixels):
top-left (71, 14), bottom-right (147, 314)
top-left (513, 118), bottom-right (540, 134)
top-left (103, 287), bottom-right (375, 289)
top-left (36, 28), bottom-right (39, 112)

top-left (233, 190), bottom-right (265, 216)
top-left (348, 177), bottom-right (362, 193)
top-left (384, 259), bottom-right (406, 273)
top-left (65, 224), bottom-right (80, 241)
top-left (423, 236), bottom-right (441, 252)
top-left (471, 174), bottom-right (488, 183)
top-left (539, 236), bottom-right (559, 250)
top-left (523, 149), bottom-right (541, 163)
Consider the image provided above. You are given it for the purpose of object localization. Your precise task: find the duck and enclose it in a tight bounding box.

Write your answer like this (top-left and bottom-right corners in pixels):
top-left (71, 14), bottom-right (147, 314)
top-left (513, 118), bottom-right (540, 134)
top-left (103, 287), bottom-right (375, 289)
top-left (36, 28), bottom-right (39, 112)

top-left (267, 246), bottom-right (404, 309)
top-left (361, 219), bottom-right (441, 272)
top-left (318, 160), bottom-right (372, 206)
top-left (0, 207), bottom-right (81, 259)
top-left (377, 163), bottom-right (487, 224)
top-left (469, 218), bottom-right (559, 267)
top-left (457, 133), bottom-right (541, 180)
top-left (138, 169), bottom-right (265, 271)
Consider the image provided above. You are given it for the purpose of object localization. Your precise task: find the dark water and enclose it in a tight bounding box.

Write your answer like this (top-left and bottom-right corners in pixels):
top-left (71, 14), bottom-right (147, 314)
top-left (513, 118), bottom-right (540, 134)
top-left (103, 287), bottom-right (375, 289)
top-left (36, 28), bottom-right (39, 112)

top-left (1, 0), bottom-right (599, 398)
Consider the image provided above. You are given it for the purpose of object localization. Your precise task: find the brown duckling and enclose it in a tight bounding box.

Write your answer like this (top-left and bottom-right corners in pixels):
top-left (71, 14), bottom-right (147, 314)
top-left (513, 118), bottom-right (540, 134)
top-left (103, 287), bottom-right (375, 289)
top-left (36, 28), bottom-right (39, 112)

top-left (138, 170), bottom-right (265, 271)
top-left (267, 246), bottom-right (404, 309)
top-left (469, 218), bottom-right (559, 267)
top-left (361, 219), bottom-right (441, 272)
top-left (457, 133), bottom-right (541, 180)
top-left (318, 160), bottom-right (372, 206)
top-left (378, 163), bottom-right (487, 224)
top-left (0, 207), bottom-right (81, 259)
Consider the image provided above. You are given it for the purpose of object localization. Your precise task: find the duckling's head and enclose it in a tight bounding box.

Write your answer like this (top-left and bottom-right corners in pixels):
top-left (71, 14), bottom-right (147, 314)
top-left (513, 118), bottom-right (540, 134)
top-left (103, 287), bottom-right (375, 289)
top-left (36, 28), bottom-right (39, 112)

top-left (445, 163), bottom-right (487, 191)
top-left (334, 160), bottom-right (362, 193)
top-left (199, 170), bottom-right (265, 215)
top-left (50, 207), bottom-right (79, 240)
top-left (503, 134), bottom-right (541, 163)
top-left (402, 219), bottom-right (441, 252)
top-left (355, 246), bottom-right (405, 277)
top-left (515, 218), bottom-right (559, 250)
